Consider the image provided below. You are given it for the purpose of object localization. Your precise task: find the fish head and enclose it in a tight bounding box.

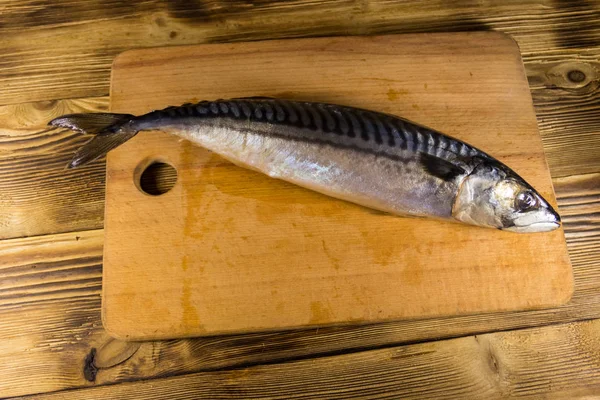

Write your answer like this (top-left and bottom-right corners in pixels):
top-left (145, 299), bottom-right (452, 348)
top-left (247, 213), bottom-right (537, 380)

top-left (452, 159), bottom-right (560, 233)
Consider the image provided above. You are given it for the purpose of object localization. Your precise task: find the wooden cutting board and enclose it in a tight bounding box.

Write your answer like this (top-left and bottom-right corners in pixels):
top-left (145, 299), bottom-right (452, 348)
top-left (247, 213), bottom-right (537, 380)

top-left (103, 32), bottom-right (573, 341)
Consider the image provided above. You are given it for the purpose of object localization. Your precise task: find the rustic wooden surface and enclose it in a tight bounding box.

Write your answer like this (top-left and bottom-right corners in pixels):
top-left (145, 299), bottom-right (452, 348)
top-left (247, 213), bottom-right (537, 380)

top-left (104, 32), bottom-right (571, 340)
top-left (0, 0), bottom-right (598, 398)
top-left (20, 319), bottom-right (600, 400)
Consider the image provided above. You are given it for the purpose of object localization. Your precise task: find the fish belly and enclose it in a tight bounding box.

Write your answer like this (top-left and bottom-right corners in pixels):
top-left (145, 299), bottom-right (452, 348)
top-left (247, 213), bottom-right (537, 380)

top-left (164, 121), bottom-right (457, 220)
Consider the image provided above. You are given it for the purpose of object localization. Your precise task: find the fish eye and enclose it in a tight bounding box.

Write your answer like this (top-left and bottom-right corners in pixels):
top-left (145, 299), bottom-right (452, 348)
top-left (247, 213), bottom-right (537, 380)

top-left (515, 191), bottom-right (537, 211)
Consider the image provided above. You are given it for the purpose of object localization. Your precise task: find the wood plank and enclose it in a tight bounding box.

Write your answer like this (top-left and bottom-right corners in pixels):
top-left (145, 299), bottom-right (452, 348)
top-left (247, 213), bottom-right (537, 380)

top-left (0, 230), bottom-right (104, 398)
top-left (528, 56), bottom-right (600, 178)
top-left (0, 171), bottom-right (597, 397)
top-left (0, 230), bottom-right (102, 307)
top-left (18, 318), bottom-right (600, 400)
top-left (0, 97), bottom-right (108, 239)
top-left (103, 33), bottom-right (572, 340)
top-left (0, 0), bottom-right (599, 105)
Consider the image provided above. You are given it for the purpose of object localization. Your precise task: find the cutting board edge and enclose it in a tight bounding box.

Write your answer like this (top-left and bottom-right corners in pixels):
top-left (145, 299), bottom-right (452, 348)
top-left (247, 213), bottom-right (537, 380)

top-left (109, 31), bottom-right (518, 73)
top-left (101, 279), bottom-right (575, 341)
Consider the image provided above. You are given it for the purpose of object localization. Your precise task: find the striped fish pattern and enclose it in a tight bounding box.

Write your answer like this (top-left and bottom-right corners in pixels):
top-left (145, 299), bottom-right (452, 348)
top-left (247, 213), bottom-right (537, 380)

top-left (144, 98), bottom-right (485, 163)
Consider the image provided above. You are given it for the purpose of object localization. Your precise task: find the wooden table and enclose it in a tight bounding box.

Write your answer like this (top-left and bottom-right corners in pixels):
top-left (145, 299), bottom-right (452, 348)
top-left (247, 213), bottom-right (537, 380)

top-left (0, 1), bottom-right (598, 398)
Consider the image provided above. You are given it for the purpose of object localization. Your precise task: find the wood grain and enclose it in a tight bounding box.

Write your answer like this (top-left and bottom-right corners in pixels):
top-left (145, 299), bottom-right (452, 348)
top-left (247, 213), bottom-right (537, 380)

top-left (0, 97), bottom-right (109, 239)
top-left (0, 171), bottom-right (597, 398)
top-left (528, 57), bottom-right (600, 178)
top-left (17, 319), bottom-right (600, 400)
top-left (0, 0), bottom-right (598, 398)
top-left (103, 33), bottom-right (572, 340)
top-left (1, 0), bottom-right (599, 106)
top-left (0, 230), bottom-right (102, 308)
top-left (0, 230), bottom-right (103, 398)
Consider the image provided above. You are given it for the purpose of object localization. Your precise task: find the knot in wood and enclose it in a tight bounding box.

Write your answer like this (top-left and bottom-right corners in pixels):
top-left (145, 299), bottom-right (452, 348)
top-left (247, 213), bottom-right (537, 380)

top-left (567, 69), bottom-right (586, 83)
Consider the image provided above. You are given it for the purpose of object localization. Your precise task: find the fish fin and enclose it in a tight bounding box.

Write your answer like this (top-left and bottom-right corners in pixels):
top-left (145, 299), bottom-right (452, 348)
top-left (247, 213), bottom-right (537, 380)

top-left (67, 131), bottom-right (138, 169)
top-left (419, 153), bottom-right (466, 181)
top-left (49, 113), bottom-right (134, 135)
top-left (48, 113), bottom-right (138, 169)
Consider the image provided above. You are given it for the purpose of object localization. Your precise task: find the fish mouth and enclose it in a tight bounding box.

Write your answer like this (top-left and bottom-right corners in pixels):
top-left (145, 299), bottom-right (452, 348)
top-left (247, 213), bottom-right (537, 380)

top-left (504, 218), bottom-right (561, 233)
top-left (505, 221), bottom-right (560, 233)
top-left (503, 202), bottom-right (561, 233)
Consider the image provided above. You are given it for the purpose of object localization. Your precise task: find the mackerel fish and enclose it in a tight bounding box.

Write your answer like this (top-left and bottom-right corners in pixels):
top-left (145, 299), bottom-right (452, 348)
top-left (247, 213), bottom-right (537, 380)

top-left (50, 97), bottom-right (560, 233)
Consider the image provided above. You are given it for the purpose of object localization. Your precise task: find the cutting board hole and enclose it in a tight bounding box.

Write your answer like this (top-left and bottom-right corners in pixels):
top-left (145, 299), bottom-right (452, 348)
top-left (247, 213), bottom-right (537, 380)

top-left (139, 162), bottom-right (177, 195)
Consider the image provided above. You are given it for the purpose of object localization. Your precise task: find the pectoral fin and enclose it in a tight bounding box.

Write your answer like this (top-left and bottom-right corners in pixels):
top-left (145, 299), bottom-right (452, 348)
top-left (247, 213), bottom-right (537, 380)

top-left (419, 152), bottom-right (466, 181)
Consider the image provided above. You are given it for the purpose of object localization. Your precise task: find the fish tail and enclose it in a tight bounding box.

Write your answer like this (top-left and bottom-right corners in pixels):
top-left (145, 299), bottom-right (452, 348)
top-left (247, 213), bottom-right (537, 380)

top-left (49, 113), bottom-right (137, 169)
